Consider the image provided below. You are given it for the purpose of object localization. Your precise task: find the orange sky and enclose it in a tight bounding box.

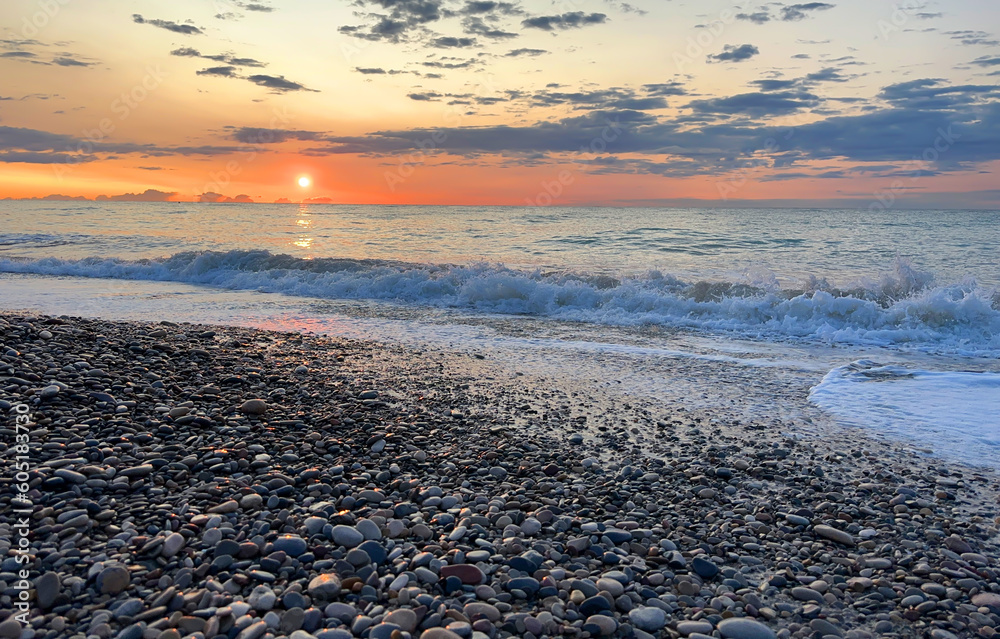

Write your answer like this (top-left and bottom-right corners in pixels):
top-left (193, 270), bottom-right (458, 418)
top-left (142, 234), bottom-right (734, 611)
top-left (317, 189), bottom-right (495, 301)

top-left (2, 0), bottom-right (999, 207)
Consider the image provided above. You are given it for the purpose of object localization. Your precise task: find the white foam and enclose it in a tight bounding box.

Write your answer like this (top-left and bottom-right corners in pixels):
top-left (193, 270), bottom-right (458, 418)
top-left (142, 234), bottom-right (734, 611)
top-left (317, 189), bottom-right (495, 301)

top-left (0, 250), bottom-right (998, 356)
top-left (809, 360), bottom-right (1000, 468)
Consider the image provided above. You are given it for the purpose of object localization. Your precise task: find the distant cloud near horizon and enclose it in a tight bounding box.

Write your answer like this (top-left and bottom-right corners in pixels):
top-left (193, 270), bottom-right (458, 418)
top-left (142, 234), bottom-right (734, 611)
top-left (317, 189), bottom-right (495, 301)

top-left (199, 192), bottom-right (254, 203)
top-left (96, 189), bottom-right (178, 202)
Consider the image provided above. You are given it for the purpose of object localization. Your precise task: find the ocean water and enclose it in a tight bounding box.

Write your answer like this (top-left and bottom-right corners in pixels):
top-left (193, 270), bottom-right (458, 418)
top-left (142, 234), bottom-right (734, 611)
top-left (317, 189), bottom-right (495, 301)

top-left (1, 202), bottom-right (998, 467)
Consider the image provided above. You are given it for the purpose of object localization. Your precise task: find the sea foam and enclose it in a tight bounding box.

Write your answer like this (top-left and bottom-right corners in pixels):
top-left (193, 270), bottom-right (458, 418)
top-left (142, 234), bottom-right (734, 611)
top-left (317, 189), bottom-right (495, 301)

top-left (1, 250), bottom-right (998, 355)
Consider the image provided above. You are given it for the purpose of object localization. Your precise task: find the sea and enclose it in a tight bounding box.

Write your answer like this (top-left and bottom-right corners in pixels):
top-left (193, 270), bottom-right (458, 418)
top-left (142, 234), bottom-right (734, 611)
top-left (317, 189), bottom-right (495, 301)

top-left (1, 202), bottom-right (998, 468)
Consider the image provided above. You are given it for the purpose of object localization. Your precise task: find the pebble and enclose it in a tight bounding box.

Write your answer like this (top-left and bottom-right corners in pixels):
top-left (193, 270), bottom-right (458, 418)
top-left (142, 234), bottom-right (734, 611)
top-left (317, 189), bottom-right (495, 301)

top-left (628, 607), bottom-right (666, 631)
top-left (308, 573), bottom-right (342, 598)
top-left (813, 524), bottom-right (855, 546)
top-left (240, 399), bottom-right (267, 415)
top-left (1, 315), bottom-right (996, 639)
top-left (331, 525), bottom-right (364, 548)
top-left (97, 565), bottom-right (131, 595)
top-left (35, 571), bottom-right (61, 608)
top-left (717, 618), bottom-right (777, 639)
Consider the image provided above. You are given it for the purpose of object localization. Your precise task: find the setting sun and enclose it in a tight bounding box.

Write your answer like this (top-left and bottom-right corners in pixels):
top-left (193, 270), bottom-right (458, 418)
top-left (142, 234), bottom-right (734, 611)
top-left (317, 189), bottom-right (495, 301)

top-left (297, 176), bottom-right (311, 188)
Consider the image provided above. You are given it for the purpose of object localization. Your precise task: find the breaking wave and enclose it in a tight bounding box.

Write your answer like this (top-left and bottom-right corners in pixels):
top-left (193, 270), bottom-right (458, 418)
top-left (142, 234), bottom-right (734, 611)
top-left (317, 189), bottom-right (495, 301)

top-left (2, 250), bottom-right (998, 355)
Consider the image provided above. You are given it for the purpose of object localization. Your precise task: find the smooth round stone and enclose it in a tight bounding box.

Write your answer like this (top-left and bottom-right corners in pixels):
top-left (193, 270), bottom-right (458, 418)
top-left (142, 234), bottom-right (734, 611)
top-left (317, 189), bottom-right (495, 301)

top-left (466, 550), bottom-right (491, 562)
top-left (346, 548), bottom-right (371, 566)
top-left (215, 539), bottom-right (240, 557)
top-left (116, 624), bottom-right (145, 639)
top-left (308, 573), bottom-right (342, 598)
top-left (305, 517), bottom-right (327, 534)
top-left (579, 595), bottom-right (612, 616)
top-left (369, 623), bottom-right (400, 639)
top-left (97, 564), bottom-right (131, 594)
top-left (273, 535), bottom-right (308, 557)
top-left (677, 621), bottom-right (714, 636)
top-left (584, 615), bottom-right (618, 636)
top-left (791, 587), bottom-right (824, 604)
top-left (324, 602), bottom-right (358, 622)
top-left (628, 607), bottom-right (666, 632)
top-left (813, 524), bottom-right (855, 546)
top-left (240, 399), bottom-right (267, 415)
top-left (236, 620), bottom-right (268, 639)
top-left (717, 618), bottom-right (777, 639)
top-left (440, 564), bottom-right (486, 585)
top-left (463, 603), bottom-right (501, 622)
top-left (35, 571), bottom-right (61, 608)
top-left (520, 518), bottom-right (542, 535)
top-left (596, 578), bottom-right (624, 597)
top-left (809, 619), bottom-right (842, 636)
top-left (0, 620), bottom-right (22, 639)
top-left (331, 525), bottom-right (364, 548)
top-left (162, 532), bottom-right (185, 558)
top-left (248, 585), bottom-right (276, 610)
top-left (692, 556), bottom-right (719, 578)
top-left (604, 529), bottom-right (632, 544)
top-left (203, 528), bottom-right (223, 545)
top-left (356, 519), bottom-right (382, 540)
top-left (972, 593), bottom-right (1000, 610)
top-left (419, 630), bottom-right (463, 639)
top-left (389, 574), bottom-right (409, 591)
top-left (241, 494), bottom-right (264, 509)
top-left (383, 609), bottom-right (418, 632)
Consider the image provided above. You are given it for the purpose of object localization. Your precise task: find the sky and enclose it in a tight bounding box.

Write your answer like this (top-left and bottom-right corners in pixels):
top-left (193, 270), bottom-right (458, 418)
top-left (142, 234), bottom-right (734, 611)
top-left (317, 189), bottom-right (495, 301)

top-left (1, 0), bottom-right (999, 207)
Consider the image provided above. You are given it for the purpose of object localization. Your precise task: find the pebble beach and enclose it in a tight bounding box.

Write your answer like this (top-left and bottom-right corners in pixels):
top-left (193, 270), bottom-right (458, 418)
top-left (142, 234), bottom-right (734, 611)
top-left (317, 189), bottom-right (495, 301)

top-left (1, 312), bottom-right (999, 639)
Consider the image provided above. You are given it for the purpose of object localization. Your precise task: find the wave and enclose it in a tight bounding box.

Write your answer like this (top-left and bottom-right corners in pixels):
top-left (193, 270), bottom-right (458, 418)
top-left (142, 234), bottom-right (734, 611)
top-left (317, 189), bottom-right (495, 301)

top-left (1, 250), bottom-right (998, 355)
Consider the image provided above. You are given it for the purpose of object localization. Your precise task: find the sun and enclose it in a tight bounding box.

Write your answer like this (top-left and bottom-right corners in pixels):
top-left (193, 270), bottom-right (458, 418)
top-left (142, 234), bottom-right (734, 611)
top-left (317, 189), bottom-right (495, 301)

top-left (297, 176), bottom-right (311, 188)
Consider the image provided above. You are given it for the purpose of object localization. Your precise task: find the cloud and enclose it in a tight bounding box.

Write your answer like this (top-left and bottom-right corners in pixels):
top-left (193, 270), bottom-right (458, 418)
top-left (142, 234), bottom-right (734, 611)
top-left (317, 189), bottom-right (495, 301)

top-left (52, 56), bottom-right (95, 67)
top-left (197, 66), bottom-right (239, 77)
top-left (356, 67), bottom-right (386, 74)
top-left (707, 44), bottom-right (760, 63)
top-left (780, 3), bottom-right (834, 21)
top-left (972, 55), bottom-right (1000, 67)
top-left (431, 36), bottom-right (477, 47)
top-left (422, 59), bottom-right (478, 69)
top-left (688, 91), bottom-right (817, 116)
top-left (132, 14), bottom-right (203, 35)
top-left (170, 47), bottom-right (267, 68)
top-left (461, 16), bottom-right (518, 38)
top-left (736, 11), bottom-right (770, 24)
top-left (408, 92), bottom-right (443, 101)
top-left (0, 125), bottom-right (245, 163)
top-left (246, 74), bottom-right (316, 92)
top-left (521, 12), bottom-right (607, 30)
top-left (338, 0), bottom-right (445, 42)
top-left (96, 189), bottom-right (178, 202)
top-left (945, 31), bottom-right (1000, 47)
top-left (642, 82), bottom-right (687, 97)
top-left (527, 87), bottom-right (668, 111)
top-left (505, 48), bottom-right (547, 57)
top-left (199, 192), bottom-right (254, 202)
top-left (458, 1), bottom-right (522, 15)
top-left (0, 151), bottom-right (93, 164)
top-left (230, 128), bottom-right (323, 144)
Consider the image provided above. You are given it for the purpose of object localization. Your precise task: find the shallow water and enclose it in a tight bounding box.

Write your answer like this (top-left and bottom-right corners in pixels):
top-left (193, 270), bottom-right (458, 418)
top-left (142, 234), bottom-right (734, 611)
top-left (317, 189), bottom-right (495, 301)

top-left (1, 202), bottom-right (998, 467)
